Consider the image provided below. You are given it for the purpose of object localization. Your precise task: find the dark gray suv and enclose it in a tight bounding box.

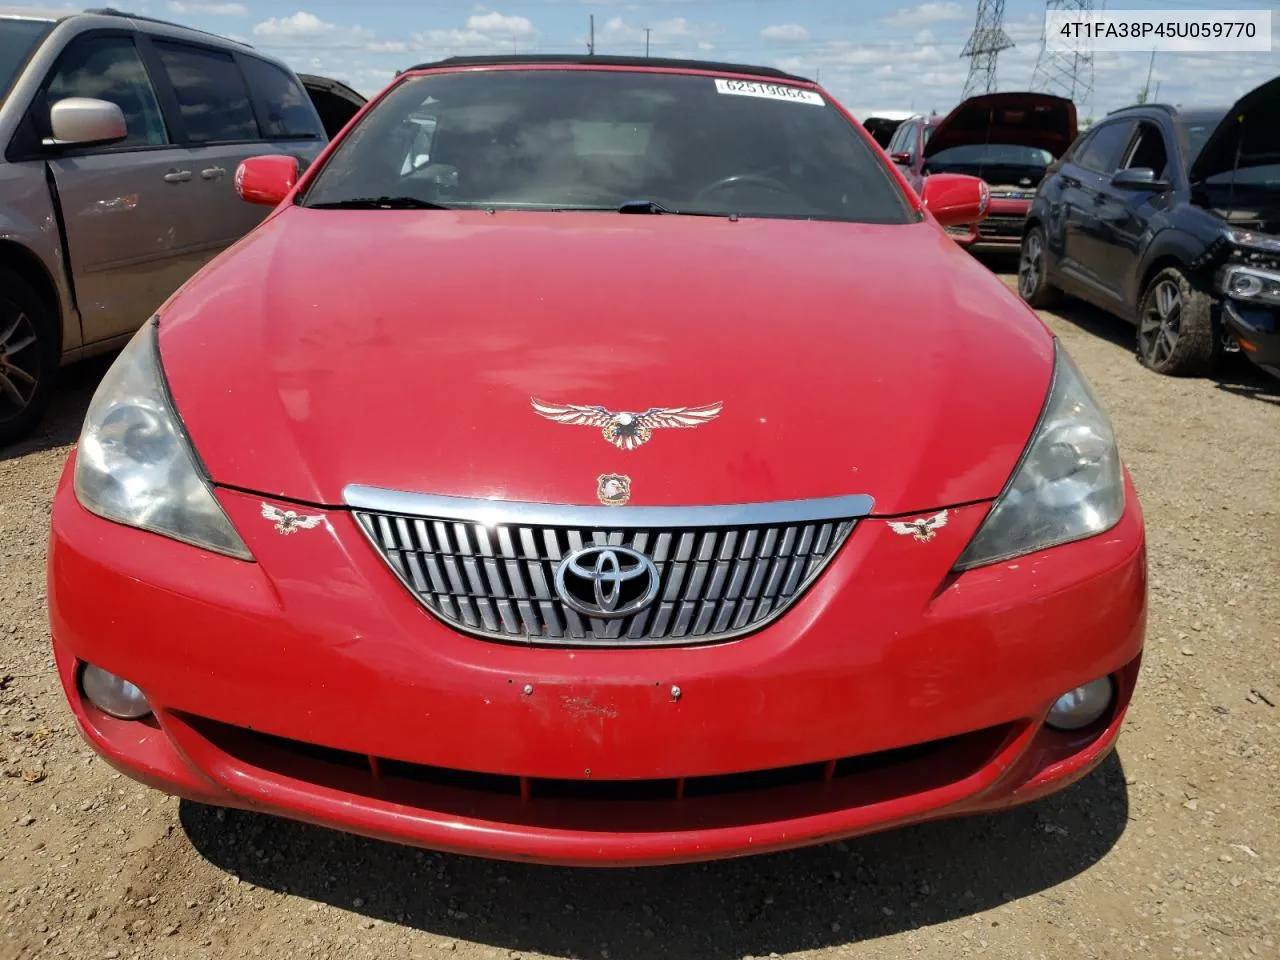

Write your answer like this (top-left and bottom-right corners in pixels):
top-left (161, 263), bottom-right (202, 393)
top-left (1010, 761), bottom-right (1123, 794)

top-left (1017, 75), bottom-right (1280, 380)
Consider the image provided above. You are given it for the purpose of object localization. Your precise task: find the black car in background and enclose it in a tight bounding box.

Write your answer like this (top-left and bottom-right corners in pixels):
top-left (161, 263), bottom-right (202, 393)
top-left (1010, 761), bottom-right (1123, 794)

top-left (862, 112), bottom-right (910, 149)
top-left (1018, 76), bottom-right (1280, 379)
top-left (298, 73), bottom-right (366, 138)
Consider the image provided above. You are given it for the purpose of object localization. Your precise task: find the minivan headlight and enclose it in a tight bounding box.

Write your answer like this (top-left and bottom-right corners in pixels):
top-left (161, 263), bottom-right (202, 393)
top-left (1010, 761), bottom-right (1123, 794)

top-left (73, 319), bottom-right (252, 560)
top-left (955, 342), bottom-right (1124, 569)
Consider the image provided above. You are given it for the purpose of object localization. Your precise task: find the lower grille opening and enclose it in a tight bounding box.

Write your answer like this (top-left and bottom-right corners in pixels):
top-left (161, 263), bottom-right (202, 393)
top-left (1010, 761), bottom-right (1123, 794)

top-left (184, 716), bottom-right (1017, 832)
top-left (976, 215), bottom-right (1025, 237)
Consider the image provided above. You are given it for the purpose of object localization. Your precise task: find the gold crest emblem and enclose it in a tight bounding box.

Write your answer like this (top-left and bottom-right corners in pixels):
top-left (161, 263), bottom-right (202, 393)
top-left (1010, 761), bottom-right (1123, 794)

top-left (597, 474), bottom-right (631, 506)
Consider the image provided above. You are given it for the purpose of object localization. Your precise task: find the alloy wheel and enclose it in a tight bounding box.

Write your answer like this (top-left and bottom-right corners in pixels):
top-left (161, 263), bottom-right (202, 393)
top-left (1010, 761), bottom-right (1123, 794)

top-left (1018, 232), bottom-right (1043, 300)
top-left (0, 309), bottom-right (41, 425)
top-left (1139, 279), bottom-right (1182, 367)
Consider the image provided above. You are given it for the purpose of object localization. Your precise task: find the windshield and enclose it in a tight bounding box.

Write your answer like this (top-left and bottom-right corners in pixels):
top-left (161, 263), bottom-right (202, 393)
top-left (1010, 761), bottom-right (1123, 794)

top-left (926, 143), bottom-right (1053, 169)
top-left (1201, 165), bottom-right (1280, 188)
top-left (301, 69), bottom-right (913, 223)
top-left (1185, 109), bottom-right (1280, 189)
top-left (1180, 118), bottom-right (1220, 169)
top-left (0, 17), bottom-right (53, 102)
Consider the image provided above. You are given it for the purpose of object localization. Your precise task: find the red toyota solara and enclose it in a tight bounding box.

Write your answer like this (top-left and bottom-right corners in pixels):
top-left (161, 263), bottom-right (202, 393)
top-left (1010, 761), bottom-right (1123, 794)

top-left (47, 55), bottom-right (1146, 867)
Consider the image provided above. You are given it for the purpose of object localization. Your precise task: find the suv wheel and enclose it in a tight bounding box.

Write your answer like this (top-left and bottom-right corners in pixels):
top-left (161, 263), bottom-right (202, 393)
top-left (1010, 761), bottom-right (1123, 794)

top-left (0, 268), bottom-right (58, 448)
top-left (1018, 226), bottom-right (1060, 308)
top-left (1136, 267), bottom-right (1216, 376)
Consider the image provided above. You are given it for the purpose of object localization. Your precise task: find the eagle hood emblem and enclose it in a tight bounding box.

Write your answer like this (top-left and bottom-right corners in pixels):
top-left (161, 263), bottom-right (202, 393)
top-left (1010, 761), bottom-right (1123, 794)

top-left (530, 398), bottom-right (723, 450)
top-left (887, 510), bottom-right (949, 543)
top-left (261, 502), bottom-right (325, 535)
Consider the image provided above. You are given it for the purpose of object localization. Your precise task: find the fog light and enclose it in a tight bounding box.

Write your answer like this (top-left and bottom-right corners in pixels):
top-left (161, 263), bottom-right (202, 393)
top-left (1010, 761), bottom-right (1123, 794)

top-left (80, 664), bottom-right (151, 720)
top-left (1046, 676), bottom-right (1113, 731)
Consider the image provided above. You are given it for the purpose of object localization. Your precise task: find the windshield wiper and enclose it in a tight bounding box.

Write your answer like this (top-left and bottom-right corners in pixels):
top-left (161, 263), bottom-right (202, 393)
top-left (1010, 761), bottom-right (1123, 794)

top-left (615, 198), bottom-right (730, 217)
top-left (618, 198), bottom-right (674, 214)
top-left (307, 196), bottom-right (452, 210)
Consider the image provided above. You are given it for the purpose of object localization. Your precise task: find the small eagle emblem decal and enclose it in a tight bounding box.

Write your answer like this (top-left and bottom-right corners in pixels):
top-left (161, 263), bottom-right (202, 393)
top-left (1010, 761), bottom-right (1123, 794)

top-left (261, 502), bottom-right (324, 536)
top-left (530, 398), bottom-right (723, 451)
top-left (597, 473), bottom-right (631, 506)
top-left (887, 510), bottom-right (949, 543)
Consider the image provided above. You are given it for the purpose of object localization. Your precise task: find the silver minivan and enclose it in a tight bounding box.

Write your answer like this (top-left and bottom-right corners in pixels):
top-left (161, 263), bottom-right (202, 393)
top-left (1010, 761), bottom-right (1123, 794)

top-left (1, 7), bottom-right (363, 445)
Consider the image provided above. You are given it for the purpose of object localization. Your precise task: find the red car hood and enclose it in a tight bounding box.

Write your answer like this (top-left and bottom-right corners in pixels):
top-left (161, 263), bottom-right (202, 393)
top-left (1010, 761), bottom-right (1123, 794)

top-left (159, 209), bottom-right (1053, 514)
top-left (925, 92), bottom-right (1078, 159)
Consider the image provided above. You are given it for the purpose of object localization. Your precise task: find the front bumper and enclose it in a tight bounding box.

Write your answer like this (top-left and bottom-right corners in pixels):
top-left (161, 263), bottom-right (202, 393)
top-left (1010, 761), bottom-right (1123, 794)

top-left (48, 456), bottom-right (1147, 866)
top-left (1222, 300), bottom-right (1280, 375)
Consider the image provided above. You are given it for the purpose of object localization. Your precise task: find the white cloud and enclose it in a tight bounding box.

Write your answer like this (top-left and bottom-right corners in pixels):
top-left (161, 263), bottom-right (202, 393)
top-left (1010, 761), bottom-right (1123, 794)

top-left (253, 11), bottom-right (324, 37)
top-left (167, 1), bottom-right (246, 14)
top-left (596, 15), bottom-right (713, 49)
top-left (882, 3), bottom-right (966, 29)
top-left (913, 28), bottom-right (934, 44)
top-left (251, 11), bottom-right (382, 51)
top-left (254, 11), bottom-right (365, 40)
top-left (415, 9), bottom-right (540, 54)
top-left (760, 23), bottom-right (809, 42)
top-left (465, 11), bottom-right (535, 37)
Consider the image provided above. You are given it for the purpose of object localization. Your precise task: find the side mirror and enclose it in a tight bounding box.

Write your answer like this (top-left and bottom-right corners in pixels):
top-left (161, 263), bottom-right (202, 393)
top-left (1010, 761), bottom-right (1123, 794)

top-left (1112, 167), bottom-right (1169, 191)
top-left (44, 97), bottom-right (127, 147)
top-left (920, 173), bottom-right (990, 228)
top-left (235, 155), bottom-right (300, 206)
top-left (889, 150), bottom-right (913, 165)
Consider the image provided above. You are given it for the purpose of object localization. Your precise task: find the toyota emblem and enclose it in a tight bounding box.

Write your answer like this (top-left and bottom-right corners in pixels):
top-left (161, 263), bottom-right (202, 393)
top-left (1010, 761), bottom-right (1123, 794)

top-left (554, 545), bottom-right (660, 619)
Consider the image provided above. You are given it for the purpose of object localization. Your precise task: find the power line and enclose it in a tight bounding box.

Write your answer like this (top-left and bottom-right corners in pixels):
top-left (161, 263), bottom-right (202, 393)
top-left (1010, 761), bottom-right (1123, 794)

top-left (1137, 48), bottom-right (1157, 103)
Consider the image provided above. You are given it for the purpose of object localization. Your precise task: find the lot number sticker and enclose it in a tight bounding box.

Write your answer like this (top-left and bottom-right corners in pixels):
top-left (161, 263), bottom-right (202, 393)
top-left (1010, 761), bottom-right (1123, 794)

top-left (714, 78), bottom-right (824, 105)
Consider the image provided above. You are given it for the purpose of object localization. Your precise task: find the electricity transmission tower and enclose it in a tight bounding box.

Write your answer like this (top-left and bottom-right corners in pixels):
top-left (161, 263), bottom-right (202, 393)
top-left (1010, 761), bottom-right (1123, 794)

top-left (1030, 0), bottom-right (1096, 104)
top-left (961, 0), bottom-right (1014, 97)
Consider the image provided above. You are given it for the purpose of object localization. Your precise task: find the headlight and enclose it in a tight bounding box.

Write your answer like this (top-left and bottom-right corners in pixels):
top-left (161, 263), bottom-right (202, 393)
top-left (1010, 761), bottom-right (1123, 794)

top-left (1219, 263), bottom-right (1280, 305)
top-left (1224, 227), bottom-right (1280, 255)
top-left (955, 342), bottom-right (1124, 570)
top-left (73, 319), bottom-right (252, 560)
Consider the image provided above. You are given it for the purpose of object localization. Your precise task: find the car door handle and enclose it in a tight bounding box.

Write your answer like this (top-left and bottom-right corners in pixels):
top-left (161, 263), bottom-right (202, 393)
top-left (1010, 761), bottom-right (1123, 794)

top-left (162, 169), bottom-right (192, 183)
top-left (200, 166), bottom-right (226, 180)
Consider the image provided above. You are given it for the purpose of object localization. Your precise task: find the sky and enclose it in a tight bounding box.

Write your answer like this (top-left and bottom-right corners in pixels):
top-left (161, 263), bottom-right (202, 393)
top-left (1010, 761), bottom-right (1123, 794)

top-left (19, 0), bottom-right (1280, 119)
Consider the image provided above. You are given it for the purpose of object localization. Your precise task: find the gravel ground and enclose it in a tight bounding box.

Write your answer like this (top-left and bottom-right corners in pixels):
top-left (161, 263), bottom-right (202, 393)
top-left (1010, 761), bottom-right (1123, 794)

top-left (2, 255), bottom-right (1278, 960)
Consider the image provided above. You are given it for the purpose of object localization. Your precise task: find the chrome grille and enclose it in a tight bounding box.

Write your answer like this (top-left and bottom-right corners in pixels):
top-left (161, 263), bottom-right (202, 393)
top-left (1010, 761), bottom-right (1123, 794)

top-left (348, 489), bottom-right (866, 647)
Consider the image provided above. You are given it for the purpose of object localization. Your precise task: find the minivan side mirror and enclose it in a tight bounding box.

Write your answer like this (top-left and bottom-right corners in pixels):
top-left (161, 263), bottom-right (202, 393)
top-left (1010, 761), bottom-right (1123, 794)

top-left (235, 155), bottom-right (300, 206)
top-left (920, 173), bottom-right (990, 228)
top-left (1112, 167), bottom-right (1170, 191)
top-left (44, 97), bottom-right (127, 147)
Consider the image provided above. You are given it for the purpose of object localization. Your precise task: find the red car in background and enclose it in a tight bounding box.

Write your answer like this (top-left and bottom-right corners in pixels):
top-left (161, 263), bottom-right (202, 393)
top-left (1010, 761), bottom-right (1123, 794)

top-left (48, 56), bottom-right (1144, 867)
top-left (890, 92), bottom-right (1078, 248)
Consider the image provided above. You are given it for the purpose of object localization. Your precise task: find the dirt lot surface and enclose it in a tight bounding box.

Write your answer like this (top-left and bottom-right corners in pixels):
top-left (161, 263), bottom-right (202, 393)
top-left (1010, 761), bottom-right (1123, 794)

top-left (2, 255), bottom-right (1278, 960)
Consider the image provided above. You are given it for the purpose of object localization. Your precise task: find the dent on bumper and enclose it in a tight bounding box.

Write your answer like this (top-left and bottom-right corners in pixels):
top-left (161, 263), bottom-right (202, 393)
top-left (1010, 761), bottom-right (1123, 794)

top-left (47, 457), bottom-right (1147, 865)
